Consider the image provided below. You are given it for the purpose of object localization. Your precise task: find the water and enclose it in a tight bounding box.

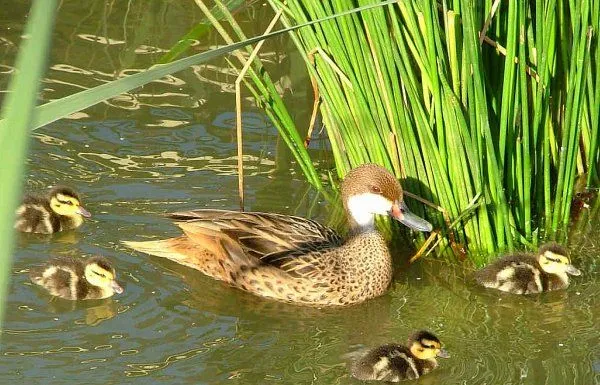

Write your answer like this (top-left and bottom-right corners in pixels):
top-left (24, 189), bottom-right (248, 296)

top-left (2, 1), bottom-right (599, 384)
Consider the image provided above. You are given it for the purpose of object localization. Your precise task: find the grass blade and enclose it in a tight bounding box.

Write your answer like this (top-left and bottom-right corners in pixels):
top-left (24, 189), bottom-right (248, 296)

top-left (0, 0), bottom-right (56, 330)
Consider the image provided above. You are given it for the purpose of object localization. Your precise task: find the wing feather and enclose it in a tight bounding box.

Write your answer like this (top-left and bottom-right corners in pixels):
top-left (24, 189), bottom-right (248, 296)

top-left (166, 209), bottom-right (341, 276)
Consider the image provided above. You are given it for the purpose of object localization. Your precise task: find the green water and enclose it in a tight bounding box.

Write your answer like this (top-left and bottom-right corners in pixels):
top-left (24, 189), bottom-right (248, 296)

top-left (1, 1), bottom-right (599, 384)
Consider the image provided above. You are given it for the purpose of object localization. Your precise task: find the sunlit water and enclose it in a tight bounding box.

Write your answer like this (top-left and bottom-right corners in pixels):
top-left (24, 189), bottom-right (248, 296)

top-left (1, 2), bottom-right (599, 384)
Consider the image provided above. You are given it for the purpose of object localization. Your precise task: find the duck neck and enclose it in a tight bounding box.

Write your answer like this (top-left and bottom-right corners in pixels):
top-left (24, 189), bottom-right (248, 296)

top-left (344, 192), bottom-right (396, 235)
top-left (552, 271), bottom-right (569, 286)
top-left (59, 214), bottom-right (83, 230)
top-left (346, 210), bottom-right (375, 234)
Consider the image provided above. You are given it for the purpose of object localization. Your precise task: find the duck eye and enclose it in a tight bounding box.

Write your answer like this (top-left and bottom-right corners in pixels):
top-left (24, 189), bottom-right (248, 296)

top-left (93, 271), bottom-right (106, 278)
top-left (370, 185), bottom-right (382, 194)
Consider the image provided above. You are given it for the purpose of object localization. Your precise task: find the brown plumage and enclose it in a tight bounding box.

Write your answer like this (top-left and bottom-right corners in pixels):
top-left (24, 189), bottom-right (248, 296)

top-left (350, 330), bottom-right (449, 382)
top-left (474, 242), bottom-right (582, 294)
top-left (15, 186), bottom-right (91, 234)
top-left (123, 164), bottom-right (432, 306)
top-left (30, 256), bottom-right (123, 300)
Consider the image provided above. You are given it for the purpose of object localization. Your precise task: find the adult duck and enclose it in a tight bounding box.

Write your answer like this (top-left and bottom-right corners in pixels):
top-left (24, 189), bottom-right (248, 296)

top-left (123, 164), bottom-right (432, 306)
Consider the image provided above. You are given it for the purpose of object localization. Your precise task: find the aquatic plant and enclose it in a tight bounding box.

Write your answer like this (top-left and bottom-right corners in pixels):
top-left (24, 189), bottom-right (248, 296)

top-left (0, 0), bottom-right (57, 327)
top-left (204, 0), bottom-right (600, 261)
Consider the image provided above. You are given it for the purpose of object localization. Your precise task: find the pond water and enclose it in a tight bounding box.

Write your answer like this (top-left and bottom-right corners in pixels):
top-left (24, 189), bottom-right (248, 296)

top-left (1, 1), bottom-right (599, 384)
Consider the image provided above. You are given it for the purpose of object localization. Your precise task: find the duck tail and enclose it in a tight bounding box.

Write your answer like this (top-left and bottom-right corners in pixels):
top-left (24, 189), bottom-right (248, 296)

top-left (121, 237), bottom-right (239, 283)
top-left (121, 238), bottom-right (190, 262)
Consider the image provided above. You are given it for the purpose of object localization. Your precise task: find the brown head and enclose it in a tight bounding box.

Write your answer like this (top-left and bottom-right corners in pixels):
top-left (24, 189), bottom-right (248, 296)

top-left (340, 164), bottom-right (432, 232)
top-left (407, 330), bottom-right (450, 360)
top-left (48, 186), bottom-right (91, 219)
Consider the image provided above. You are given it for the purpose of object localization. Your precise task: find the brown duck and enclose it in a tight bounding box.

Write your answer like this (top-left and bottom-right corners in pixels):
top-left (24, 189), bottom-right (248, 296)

top-left (123, 164), bottom-right (432, 306)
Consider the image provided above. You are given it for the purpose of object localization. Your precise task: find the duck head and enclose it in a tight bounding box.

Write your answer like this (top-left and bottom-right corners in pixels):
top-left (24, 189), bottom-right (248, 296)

top-left (537, 242), bottom-right (581, 276)
top-left (341, 164), bottom-right (432, 232)
top-left (408, 330), bottom-right (450, 360)
top-left (84, 256), bottom-right (124, 297)
top-left (48, 186), bottom-right (91, 219)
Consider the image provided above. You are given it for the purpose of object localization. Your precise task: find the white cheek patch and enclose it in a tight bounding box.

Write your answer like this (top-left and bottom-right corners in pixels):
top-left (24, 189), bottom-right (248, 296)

top-left (347, 193), bottom-right (393, 228)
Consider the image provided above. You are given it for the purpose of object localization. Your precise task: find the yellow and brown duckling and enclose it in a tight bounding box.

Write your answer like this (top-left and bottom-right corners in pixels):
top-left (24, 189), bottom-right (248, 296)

top-left (123, 164), bottom-right (432, 306)
top-left (350, 330), bottom-right (449, 382)
top-left (30, 256), bottom-right (123, 300)
top-left (474, 242), bottom-right (581, 294)
top-left (15, 186), bottom-right (91, 234)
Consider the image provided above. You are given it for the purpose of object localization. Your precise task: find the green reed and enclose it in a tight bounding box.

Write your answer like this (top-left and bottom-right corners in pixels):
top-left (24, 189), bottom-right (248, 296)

top-left (223, 0), bottom-right (600, 262)
top-left (0, 0), bottom-right (56, 329)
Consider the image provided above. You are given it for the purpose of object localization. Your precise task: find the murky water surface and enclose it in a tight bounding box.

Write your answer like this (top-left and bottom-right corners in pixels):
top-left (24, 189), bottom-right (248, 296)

top-left (1, 2), bottom-right (599, 384)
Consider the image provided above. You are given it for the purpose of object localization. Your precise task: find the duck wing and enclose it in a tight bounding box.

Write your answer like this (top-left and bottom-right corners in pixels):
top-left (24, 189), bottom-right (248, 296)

top-left (168, 209), bottom-right (342, 271)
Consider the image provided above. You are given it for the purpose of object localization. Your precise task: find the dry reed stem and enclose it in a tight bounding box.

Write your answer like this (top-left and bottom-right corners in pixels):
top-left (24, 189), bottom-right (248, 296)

top-left (304, 47), bottom-right (352, 147)
top-left (305, 48), bottom-right (321, 147)
top-left (479, 0), bottom-right (501, 44)
top-left (481, 36), bottom-right (540, 82)
top-left (232, 9), bottom-right (282, 211)
top-left (409, 230), bottom-right (440, 263)
top-left (477, 0), bottom-right (539, 83)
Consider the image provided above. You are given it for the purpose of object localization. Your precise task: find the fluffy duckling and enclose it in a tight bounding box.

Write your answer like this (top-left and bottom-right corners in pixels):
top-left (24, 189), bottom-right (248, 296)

top-left (474, 242), bottom-right (581, 294)
top-left (15, 186), bottom-right (91, 234)
top-left (30, 256), bottom-right (123, 300)
top-left (350, 330), bottom-right (449, 382)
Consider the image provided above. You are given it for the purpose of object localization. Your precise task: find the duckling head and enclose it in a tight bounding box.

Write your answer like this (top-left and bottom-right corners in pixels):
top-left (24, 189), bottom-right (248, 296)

top-left (341, 164), bottom-right (432, 232)
top-left (49, 186), bottom-right (91, 219)
top-left (408, 330), bottom-right (450, 360)
top-left (537, 243), bottom-right (581, 276)
top-left (84, 257), bottom-right (124, 296)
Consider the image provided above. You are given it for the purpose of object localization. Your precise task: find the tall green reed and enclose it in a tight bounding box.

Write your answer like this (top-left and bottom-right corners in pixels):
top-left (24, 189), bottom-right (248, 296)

top-left (0, 0), bottom-right (56, 329)
top-left (210, 0), bottom-right (599, 262)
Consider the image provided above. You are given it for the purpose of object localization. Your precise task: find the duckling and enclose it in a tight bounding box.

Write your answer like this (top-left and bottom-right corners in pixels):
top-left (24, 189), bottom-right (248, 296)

top-left (350, 330), bottom-right (449, 382)
top-left (474, 242), bottom-right (581, 294)
top-left (15, 186), bottom-right (91, 234)
top-left (29, 256), bottom-right (123, 300)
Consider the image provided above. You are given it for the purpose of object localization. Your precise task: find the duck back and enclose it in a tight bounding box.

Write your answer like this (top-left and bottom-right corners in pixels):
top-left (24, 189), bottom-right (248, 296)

top-left (15, 195), bottom-right (61, 234)
top-left (475, 253), bottom-right (545, 294)
top-left (351, 344), bottom-right (433, 381)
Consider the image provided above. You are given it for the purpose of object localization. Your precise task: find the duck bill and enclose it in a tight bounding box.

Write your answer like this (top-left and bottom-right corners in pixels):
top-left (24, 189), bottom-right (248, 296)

top-left (390, 201), bottom-right (433, 232)
top-left (437, 348), bottom-right (450, 359)
top-left (111, 280), bottom-right (124, 294)
top-left (77, 206), bottom-right (92, 218)
top-left (566, 265), bottom-right (582, 276)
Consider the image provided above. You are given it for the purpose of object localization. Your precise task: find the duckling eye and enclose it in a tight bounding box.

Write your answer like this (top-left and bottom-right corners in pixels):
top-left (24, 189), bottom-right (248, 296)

top-left (57, 199), bottom-right (73, 206)
top-left (93, 271), bottom-right (106, 278)
top-left (370, 185), bottom-right (382, 194)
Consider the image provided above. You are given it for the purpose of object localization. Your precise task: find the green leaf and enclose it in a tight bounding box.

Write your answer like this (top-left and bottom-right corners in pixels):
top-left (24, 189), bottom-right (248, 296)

top-left (0, 0), bottom-right (400, 132)
top-left (158, 23), bottom-right (212, 64)
top-left (0, 0), bottom-right (56, 329)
